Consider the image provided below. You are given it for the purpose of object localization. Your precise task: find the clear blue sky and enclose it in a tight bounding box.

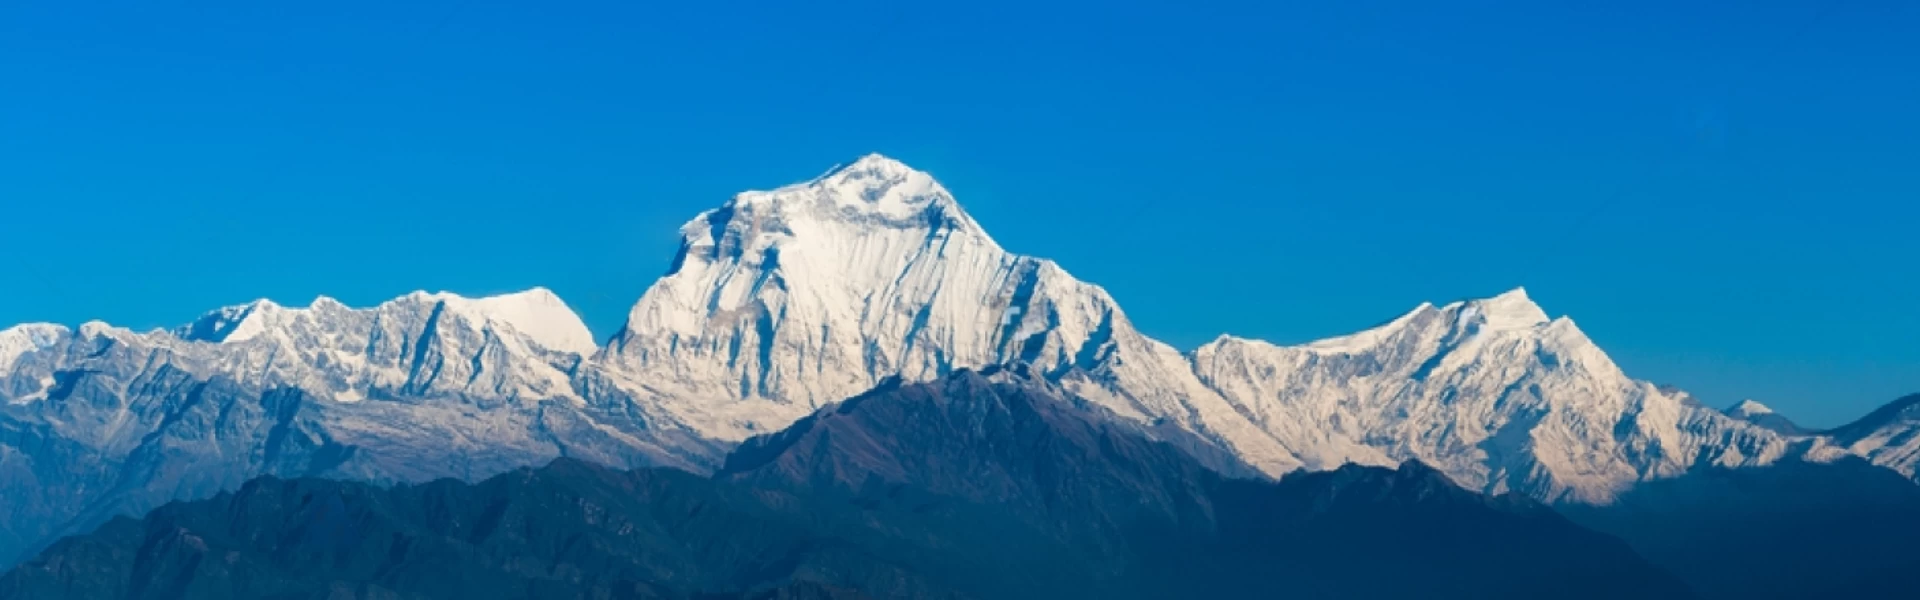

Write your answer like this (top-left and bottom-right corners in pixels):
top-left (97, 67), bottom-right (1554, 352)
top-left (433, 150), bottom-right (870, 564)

top-left (2, 1), bottom-right (1915, 426)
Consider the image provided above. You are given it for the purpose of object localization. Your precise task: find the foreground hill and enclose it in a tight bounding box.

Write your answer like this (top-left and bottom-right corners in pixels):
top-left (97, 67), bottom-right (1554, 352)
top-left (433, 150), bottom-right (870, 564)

top-left (1566, 457), bottom-right (1920, 599)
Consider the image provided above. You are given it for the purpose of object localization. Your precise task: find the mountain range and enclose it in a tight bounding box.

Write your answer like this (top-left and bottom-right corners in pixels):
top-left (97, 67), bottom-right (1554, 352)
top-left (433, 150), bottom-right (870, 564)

top-left (0, 371), bottom-right (1695, 599)
top-left (2, 154), bottom-right (1918, 597)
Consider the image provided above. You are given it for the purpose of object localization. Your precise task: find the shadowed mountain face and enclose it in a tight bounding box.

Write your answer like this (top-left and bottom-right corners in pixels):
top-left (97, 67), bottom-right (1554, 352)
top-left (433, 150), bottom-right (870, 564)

top-left (0, 370), bottom-right (1693, 600)
top-left (0, 463), bottom-right (904, 600)
top-left (1564, 458), bottom-right (1920, 600)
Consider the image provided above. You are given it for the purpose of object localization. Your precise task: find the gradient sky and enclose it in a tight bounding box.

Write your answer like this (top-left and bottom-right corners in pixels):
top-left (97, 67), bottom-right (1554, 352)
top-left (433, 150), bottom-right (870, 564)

top-left (2, 0), bottom-right (1915, 426)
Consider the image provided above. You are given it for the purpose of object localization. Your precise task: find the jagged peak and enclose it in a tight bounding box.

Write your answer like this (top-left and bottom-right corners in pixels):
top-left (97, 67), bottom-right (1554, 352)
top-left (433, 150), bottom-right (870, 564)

top-left (641, 155), bottom-right (1010, 332)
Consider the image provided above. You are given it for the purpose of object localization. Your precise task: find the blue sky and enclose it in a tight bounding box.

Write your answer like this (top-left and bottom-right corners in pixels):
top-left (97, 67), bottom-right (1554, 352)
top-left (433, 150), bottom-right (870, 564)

top-left (2, 0), bottom-right (1914, 426)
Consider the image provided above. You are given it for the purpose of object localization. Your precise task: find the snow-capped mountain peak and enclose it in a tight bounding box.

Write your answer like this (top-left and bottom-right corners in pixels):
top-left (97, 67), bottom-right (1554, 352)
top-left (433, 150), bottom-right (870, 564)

top-left (725, 152), bottom-right (985, 239)
top-left (1728, 399), bottom-right (1775, 417)
top-left (175, 299), bottom-right (280, 343)
top-left (805, 152), bottom-right (957, 219)
top-left (616, 154), bottom-right (1000, 343)
top-left (1459, 286), bottom-right (1550, 331)
top-left (0, 323), bottom-right (66, 372)
top-left (1716, 398), bottom-right (1808, 436)
top-left (430, 287), bottom-right (598, 355)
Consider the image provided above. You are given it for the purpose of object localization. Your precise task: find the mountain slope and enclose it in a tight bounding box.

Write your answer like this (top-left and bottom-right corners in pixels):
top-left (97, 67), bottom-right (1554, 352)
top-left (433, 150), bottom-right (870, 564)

top-left (2, 371), bottom-right (1695, 600)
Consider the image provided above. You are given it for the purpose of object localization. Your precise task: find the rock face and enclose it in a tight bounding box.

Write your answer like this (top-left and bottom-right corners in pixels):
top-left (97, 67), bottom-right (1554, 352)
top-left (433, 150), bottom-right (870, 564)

top-left (0, 372), bottom-right (1695, 600)
top-left (0, 152), bottom-right (1909, 566)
